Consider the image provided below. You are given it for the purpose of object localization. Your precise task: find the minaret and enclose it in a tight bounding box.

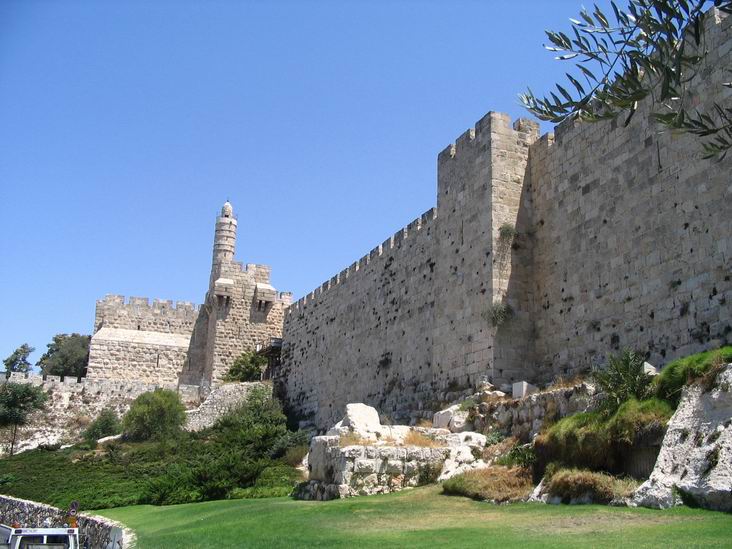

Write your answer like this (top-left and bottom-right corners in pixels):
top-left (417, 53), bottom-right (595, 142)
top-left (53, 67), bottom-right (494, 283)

top-left (213, 201), bottom-right (237, 266)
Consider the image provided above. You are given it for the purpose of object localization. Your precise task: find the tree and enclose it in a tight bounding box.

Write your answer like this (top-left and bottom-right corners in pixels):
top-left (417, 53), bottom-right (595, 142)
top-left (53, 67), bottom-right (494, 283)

top-left (3, 344), bottom-right (34, 373)
top-left (83, 408), bottom-right (122, 447)
top-left (520, 0), bottom-right (732, 159)
top-left (37, 334), bottom-right (90, 378)
top-left (223, 351), bottom-right (267, 382)
top-left (122, 389), bottom-right (186, 441)
top-left (0, 383), bottom-right (48, 456)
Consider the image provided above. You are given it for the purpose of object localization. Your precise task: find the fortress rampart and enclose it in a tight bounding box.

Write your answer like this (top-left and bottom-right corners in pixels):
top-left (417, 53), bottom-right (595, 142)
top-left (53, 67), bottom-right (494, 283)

top-left (278, 9), bottom-right (731, 431)
top-left (93, 294), bottom-right (200, 334)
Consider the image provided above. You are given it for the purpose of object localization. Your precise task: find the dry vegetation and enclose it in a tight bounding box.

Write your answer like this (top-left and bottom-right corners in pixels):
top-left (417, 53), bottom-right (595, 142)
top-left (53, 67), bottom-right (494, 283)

top-left (546, 374), bottom-right (588, 391)
top-left (482, 436), bottom-right (517, 463)
top-left (442, 466), bottom-right (533, 503)
top-left (404, 431), bottom-right (445, 448)
top-left (547, 468), bottom-right (640, 504)
top-left (339, 433), bottom-right (374, 447)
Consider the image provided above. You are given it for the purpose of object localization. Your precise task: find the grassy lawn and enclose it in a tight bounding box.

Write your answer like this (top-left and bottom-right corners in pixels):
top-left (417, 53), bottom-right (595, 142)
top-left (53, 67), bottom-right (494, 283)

top-left (97, 485), bottom-right (732, 549)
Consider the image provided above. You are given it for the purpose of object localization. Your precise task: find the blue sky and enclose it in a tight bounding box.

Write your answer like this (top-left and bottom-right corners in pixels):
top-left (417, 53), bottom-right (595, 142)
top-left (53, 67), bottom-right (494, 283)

top-left (0, 0), bottom-right (612, 364)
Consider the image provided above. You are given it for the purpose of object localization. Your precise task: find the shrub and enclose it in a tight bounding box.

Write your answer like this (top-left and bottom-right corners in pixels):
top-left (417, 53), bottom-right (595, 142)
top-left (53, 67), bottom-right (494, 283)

top-left (83, 408), bottom-right (122, 447)
top-left (593, 350), bottom-right (654, 413)
top-left (495, 443), bottom-right (536, 468)
top-left (498, 223), bottom-right (518, 241)
top-left (442, 466), bottom-right (532, 502)
top-left (283, 445), bottom-right (309, 467)
top-left (655, 346), bottom-right (732, 407)
top-left (484, 431), bottom-right (505, 446)
top-left (482, 302), bottom-right (514, 327)
top-left (547, 468), bottom-right (639, 504)
top-left (458, 397), bottom-right (477, 411)
top-left (417, 461), bottom-right (443, 486)
top-left (223, 351), bottom-right (268, 382)
top-left (269, 429), bottom-right (308, 459)
top-left (122, 389), bottom-right (186, 442)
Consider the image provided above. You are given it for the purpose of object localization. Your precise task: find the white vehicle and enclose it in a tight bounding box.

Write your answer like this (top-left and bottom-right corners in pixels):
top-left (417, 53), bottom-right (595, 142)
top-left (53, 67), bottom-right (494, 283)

top-left (0, 526), bottom-right (79, 549)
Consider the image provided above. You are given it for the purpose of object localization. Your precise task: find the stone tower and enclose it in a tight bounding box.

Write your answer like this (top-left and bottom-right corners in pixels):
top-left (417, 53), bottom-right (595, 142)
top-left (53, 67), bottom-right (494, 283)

top-left (178, 201), bottom-right (291, 392)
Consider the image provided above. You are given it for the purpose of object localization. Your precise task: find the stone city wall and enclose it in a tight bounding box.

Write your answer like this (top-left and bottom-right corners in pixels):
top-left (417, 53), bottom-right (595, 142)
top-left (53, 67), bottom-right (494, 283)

top-left (280, 208), bottom-right (439, 429)
top-left (0, 494), bottom-right (134, 549)
top-left (526, 10), bottom-right (732, 381)
top-left (279, 10), bottom-right (731, 431)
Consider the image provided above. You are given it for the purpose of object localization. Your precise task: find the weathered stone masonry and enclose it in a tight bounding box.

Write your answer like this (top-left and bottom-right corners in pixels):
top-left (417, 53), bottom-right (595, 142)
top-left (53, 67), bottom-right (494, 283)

top-left (278, 10), bottom-right (731, 431)
top-left (87, 202), bottom-right (291, 393)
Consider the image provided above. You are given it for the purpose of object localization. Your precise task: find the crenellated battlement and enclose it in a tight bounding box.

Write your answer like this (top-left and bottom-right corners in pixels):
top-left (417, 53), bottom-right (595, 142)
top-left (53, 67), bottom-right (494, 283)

top-left (97, 294), bottom-right (201, 313)
top-left (94, 294), bottom-right (201, 335)
top-left (286, 207), bottom-right (437, 314)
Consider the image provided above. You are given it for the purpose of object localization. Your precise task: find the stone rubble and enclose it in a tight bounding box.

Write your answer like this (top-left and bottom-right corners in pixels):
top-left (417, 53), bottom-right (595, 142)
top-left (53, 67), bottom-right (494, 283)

top-left (297, 403), bottom-right (488, 500)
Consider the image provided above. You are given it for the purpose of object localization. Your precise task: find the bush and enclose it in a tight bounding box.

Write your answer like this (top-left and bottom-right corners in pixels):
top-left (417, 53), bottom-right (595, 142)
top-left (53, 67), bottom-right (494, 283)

top-left (484, 431), bottom-right (506, 446)
top-left (483, 302), bottom-right (514, 327)
top-left (83, 408), bottom-right (122, 446)
top-left (547, 468), bottom-right (639, 504)
top-left (417, 461), bottom-right (443, 485)
top-left (655, 346), bottom-right (732, 407)
top-left (122, 389), bottom-right (186, 442)
top-left (593, 350), bottom-right (654, 413)
top-left (442, 466), bottom-right (532, 502)
top-left (269, 429), bottom-right (308, 460)
top-left (283, 445), bottom-right (309, 467)
top-left (223, 351), bottom-right (268, 382)
top-left (496, 443), bottom-right (536, 469)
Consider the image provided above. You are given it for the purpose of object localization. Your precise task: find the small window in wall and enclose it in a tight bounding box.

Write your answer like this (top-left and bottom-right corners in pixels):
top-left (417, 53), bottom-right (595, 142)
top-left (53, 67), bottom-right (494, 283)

top-left (137, 324), bottom-right (141, 330)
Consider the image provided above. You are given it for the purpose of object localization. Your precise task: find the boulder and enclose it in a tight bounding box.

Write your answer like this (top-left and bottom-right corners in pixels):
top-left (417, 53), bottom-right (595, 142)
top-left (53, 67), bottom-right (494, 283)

top-left (513, 381), bottom-right (539, 399)
top-left (448, 410), bottom-right (471, 432)
top-left (327, 403), bottom-right (383, 440)
top-left (432, 405), bottom-right (460, 430)
top-left (633, 364), bottom-right (732, 512)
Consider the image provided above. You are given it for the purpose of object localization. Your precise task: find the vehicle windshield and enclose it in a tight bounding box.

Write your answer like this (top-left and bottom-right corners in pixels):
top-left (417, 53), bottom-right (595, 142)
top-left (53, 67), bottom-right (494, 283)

top-left (18, 535), bottom-right (71, 549)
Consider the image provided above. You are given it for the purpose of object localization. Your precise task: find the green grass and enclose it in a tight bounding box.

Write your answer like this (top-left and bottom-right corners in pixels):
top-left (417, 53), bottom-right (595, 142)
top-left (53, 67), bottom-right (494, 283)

top-left (96, 485), bottom-right (732, 549)
top-left (655, 346), bottom-right (732, 407)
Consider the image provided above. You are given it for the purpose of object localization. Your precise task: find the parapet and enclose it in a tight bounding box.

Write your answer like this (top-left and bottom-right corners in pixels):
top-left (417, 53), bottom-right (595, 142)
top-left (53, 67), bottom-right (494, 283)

top-left (287, 207), bottom-right (437, 314)
top-left (96, 294), bottom-right (201, 313)
top-left (94, 294), bottom-right (201, 334)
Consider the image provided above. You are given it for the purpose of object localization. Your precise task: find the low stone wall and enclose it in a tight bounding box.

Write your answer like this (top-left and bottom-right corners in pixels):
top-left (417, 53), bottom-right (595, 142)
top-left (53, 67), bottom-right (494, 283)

top-left (0, 373), bottom-right (205, 454)
top-left (185, 382), bottom-right (268, 431)
top-left (471, 383), bottom-right (596, 441)
top-left (0, 494), bottom-right (135, 548)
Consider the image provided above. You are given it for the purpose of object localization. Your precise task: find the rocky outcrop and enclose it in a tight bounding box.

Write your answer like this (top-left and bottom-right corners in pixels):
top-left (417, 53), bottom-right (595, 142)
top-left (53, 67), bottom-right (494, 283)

top-left (633, 364), bottom-right (732, 512)
top-left (0, 494), bottom-right (135, 548)
top-left (298, 403), bottom-right (488, 500)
